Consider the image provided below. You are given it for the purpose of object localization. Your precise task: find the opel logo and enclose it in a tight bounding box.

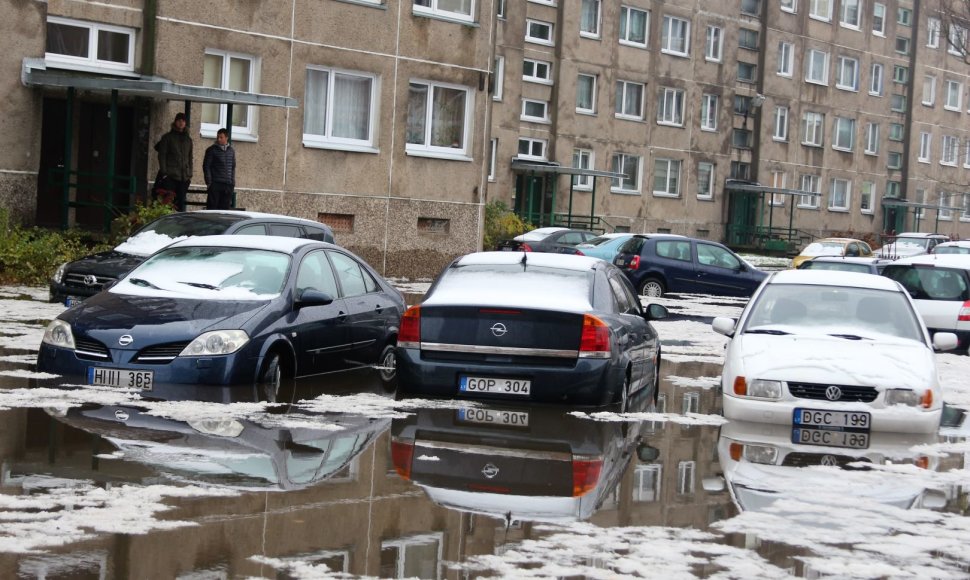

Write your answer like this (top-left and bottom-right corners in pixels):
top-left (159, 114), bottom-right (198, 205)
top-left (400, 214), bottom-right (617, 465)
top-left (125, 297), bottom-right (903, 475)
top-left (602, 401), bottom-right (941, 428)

top-left (83, 274), bottom-right (98, 287)
top-left (820, 455), bottom-right (838, 467)
top-left (825, 386), bottom-right (843, 401)
top-left (118, 334), bottom-right (134, 346)
top-left (490, 323), bottom-right (508, 337)
top-left (114, 410), bottom-right (130, 422)
top-left (482, 463), bottom-right (500, 479)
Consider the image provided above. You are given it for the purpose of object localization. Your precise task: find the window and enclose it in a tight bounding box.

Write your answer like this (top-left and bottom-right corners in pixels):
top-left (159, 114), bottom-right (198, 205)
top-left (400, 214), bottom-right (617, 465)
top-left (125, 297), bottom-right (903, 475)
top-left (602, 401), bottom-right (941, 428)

top-left (517, 137), bottom-right (546, 160)
top-left (810, 0), bottom-right (832, 21)
top-left (781, 0), bottom-right (797, 13)
top-left (733, 128), bottom-right (753, 148)
top-left (677, 461), bottom-right (696, 495)
top-left (45, 16), bottom-right (135, 72)
top-left (833, 117), bottom-right (855, 151)
top-left (949, 25), bottom-right (968, 56)
top-left (203, 50), bottom-right (257, 138)
top-left (865, 122), bottom-right (879, 154)
top-left (406, 79), bottom-right (473, 158)
top-left (380, 534), bottom-right (443, 579)
top-left (572, 149), bottom-right (593, 190)
top-left (611, 153), bottom-right (642, 193)
top-left (914, 188), bottom-right (926, 218)
top-left (922, 75), bottom-right (936, 105)
top-left (777, 42), bottom-right (794, 76)
top-left (653, 158), bottom-right (682, 196)
top-left (488, 139), bottom-right (497, 181)
top-left (580, 0), bottom-right (601, 38)
top-left (576, 74), bottom-right (597, 113)
top-left (836, 56), bottom-right (859, 90)
top-left (940, 193), bottom-right (953, 221)
top-left (893, 65), bottom-right (908, 83)
top-left (770, 171), bottom-right (787, 205)
top-left (945, 80), bottom-right (963, 110)
top-left (521, 98), bottom-right (550, 122)
top-left (840, 0), bottom-right (860, 28)
top-left (615, 80), bottom-right (645, 120)
top-left (303, 67), bottom-right (377, 151)
top-left (891, 94), bottom-right (906, 112)
top-left (799, 174), bottom-right (820, 208)
top-left (963, 195), bottom-right (970, 221)
top-left (731, 161), bottom-right (751, 180)
top-left (887, 150), bottom-right (902, 169)
top-left (869, 63), bottom-right (884, 95)
top-left (657, 87), bottom-right (685, 125)
top-left (739, 28), bottom-right (759, 50)
top-left (661, 15), bottom-right (690, 56)
top-left (897, 7), bottom-right (912, 26)
top-left (738, 62), bottom-right (757, 83)
top-left (706, 26), bottom-right (723, 61)
top-left (872, 3), bottom-right (886, 35)
top-left (886, 180), bottom-right (901, 198)
top-left (773, 106), bottom-right (789, 141)
top-left (526, 19), bottom-right (554, 45)
top-left (620, 6), bottom-right (649, 47)
top-left (928, 17), bottom-right (941, 48)
top-left (413, 0), bottom-right (474, 22)
top-left (801, 111), bottom-right (824, 146)
top-left (805, 49), bottom-right (830, 85)
top-left (860, 181), bottom-right (874, 213)
top-left (497, 0), bottom-right (505, 17)
top-left (697, 162), bottom-right (715, 199)
top-left (829, 178), bottom-right (851, 210)
top-left (942, 135), bottom-right (959, 165)
top-left (701, 93), bottom-right (718, 131)
top-left (965, 138), bottom-right (970, 167)
top-left (742, 0), bottom-right (761, 16)
top-left (895, 37), bottom-right (911, 55)
top-left (889, 123), bottom-right (904, 141)
top-left (633, 465), bottom-right (662, 502)
top-left (919, 132), bottom-right (932, 162)
top-left (492, 56), bottom-right (504, 101)
top-left (682, 391), bottom-right (700, 414)
top-left (522, 59), bottom-right (552, 83)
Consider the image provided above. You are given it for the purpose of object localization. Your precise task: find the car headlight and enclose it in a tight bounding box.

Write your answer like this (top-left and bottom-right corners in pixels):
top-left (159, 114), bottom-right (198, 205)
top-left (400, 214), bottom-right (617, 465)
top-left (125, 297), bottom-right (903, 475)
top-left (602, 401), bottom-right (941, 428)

top-left (42, 319), bottom-right (75, 349)
top-left (52, 262), bottom-right (68, 284)
top-left (187, 419), bottom-right (244, 437)
top-left (747, 379), bottom-right (783, 399)
top-left (885, 389), bottom-right (921, 407)
top-left (743, 444), bottom-right (779, 464)
top-left (179, 330), bottom-right (249, 357)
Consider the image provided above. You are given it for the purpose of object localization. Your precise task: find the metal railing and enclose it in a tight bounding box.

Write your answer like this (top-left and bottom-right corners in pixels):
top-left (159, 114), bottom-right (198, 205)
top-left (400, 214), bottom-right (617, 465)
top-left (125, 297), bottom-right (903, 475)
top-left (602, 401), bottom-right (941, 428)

top-left (49, 168), bottom-right (138, 232)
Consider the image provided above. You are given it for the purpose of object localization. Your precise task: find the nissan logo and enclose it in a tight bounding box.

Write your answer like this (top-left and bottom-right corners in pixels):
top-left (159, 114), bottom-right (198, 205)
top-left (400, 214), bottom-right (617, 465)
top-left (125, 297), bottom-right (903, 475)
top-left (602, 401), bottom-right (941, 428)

top-left (114, 410), bottom-right (130, 422)
top-left (825, 386), bottom-right (843, 401)
top-left (482, 463), bottom-right (500, 479)
top-left (490, 323), bottom-right (508, 337)
top-left (118, 334), bottom-right (134, 346)
top-left (83, 274), bottom-right (99, 287)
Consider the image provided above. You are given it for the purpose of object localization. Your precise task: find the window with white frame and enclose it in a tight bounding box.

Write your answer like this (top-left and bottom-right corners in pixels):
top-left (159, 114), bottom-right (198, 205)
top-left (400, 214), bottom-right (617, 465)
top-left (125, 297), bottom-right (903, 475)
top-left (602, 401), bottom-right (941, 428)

top-left (965, 138), bottom-right (970, 167)
top-left (942, 135), bottom-right (960, 165)
top-left (771, 171), bottom-right (787, 205)
top-left (945, 80), bottom-right (963, 110)
top-left (303, 67), bottom-right (377, 151)
top-left (777, 42), bottom-right (794, 76)
top-left (836, 56), bottom-right (859, 90)
top-left (833, 116), bottom-right (855, 151)
top-left (829, 178), bottom-right (851, 210)
top-left (801, 111), bottom-right (824, 146)
top-left (615, 80), bottom-right (645, 119)
top-left (682, 391), bottom-right (699, 414)
top-left (949, 25), bottom-right (968, 56)
top-left (773, 106), bottom-right (789, 141)
top-left (633, 465), bottom-right (662, 502)
top-left (922, 75), bottom-right (936, 105)
top-left (413, 0), bottom-right (475, 22)
top-left (928, 17), bottom-right (942, 48)
top-left (840, 0), bottom-right (860, 27)
top-left (810, 0), bottom-right (832, 21)
top-left (522, 59), bottom-right (552, 83)
top-left (865, 122), bottom-right (879, 154)
top-left (799, 174), bottom-right (820, 207)
top-left (521, 98), bottom-right (550, 122)
top-left (517, 137), bottom-right (546, 160)
top-left (488, 138), bottom-right (497, 181)
top-left (697, 162), bottom-right (715, 199)
top-left (576, 74), bottom-right (597, 113)
top-left (492, 56), bottom-right (504, 101)
top-left (887, 150), bottom-right (902, 168)
top-left (202, 50), bottom-right (258, 138)
top-left (657, 87), bottom-right (685, 126)
top-left (919, 132), bottom-right (932, 162)
top-left (860, 181), bottom-right (874, 213)
top-left (45, 16), bottom-right (136, 72)
top-left (701, 93), bottom-right (718, 131)
top-left (380, 533), bottom-right (443, 579)
top-left (677, 461), bottom-right (695, 495)
top-left (497, 0), bottom-right (505, 17)
top-left (940, 192), bottom-right (953, 220)
top-left (406, 79), bottom-right (473, 158)
top-left (573, 148), bottom-right (594, 190)
top-left (580, 0), bottom-right (601, 37)
top-left (706, 26), bottom-right (723, 61)
top-left (526, 19), bottom-right (554, 45)
top-left (661, 15), bottom-right (691, 56)
top-left (620, 6), bottom-right (649, 47)
top-left (914, 188), bottom-right (926, 218)
top-left (781, 0), bottom-right (797, 13)
top-left (869, 62), bottom-right (884, 95)
top-left (653, 158), bottom-right (682, 196)
top-left (611, 153), bottom-right (642, 193)
top-left (873, 3), bottom-right (886, 35)
top-left (805, 49), bottom-right (830, 85)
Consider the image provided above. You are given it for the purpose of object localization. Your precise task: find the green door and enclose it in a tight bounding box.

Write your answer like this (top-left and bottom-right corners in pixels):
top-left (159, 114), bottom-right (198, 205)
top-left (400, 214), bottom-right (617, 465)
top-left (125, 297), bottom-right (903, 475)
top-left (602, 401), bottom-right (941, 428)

top-left (726, 190), bottom-right (760, 246)
top-left (514, 174), bottom-right (553, 226)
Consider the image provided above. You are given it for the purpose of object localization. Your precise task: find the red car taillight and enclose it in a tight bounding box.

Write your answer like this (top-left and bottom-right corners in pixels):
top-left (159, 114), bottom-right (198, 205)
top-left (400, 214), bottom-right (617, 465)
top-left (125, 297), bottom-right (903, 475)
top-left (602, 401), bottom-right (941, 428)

top-left (575, 249), bottom-right (585, 256)
top-left (521, 243), bottom-right (533, 252)
top-left (959, 301), bottom-right (970, 322)
top-left (390, 439), bottom-right (414, 480)
top-left (572, 457), bottom-right (604, 496)
top-left (578, 314), bottom-right (611, 358)
top-left (399, 305), bottom-right (421, 348)
top-left (630, 255), bottom-right (641, 270)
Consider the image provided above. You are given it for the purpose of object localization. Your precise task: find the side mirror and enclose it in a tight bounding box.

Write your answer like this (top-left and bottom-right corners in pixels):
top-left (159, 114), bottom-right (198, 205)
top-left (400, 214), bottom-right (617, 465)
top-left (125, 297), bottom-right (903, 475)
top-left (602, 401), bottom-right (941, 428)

top-left (712, 317), bottom-right (737, 337)
top-left (920, 489), bottom-right (947, 509)
top-left (932, 331), bottom-right (959, 351)
top-left (702, 476), bottom-right (726, 492)
top-left (296, 288), bottom-right (334, 307)
top-left (644, 303), bottom-right (668, 321)
top-left (636, 444), bottom-right (661, 463)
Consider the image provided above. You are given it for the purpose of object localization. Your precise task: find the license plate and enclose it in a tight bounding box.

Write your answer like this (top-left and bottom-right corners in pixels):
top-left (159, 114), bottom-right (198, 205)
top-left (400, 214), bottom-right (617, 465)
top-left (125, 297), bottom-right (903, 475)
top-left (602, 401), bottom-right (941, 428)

top-left (87, 367), bottom-right (154, 391)
top-left (457, 407), bottom-right (530, 427)
top-left (65, 296), bottom-right (81, 308)
top-left (793, 408), bottom-right (870, 431)
top-left (459, 375), bottom-right (531, 396)
top-left (500, 247), bottom-right (513, 251)
top-left (792, 427), bottom-right (870, 449)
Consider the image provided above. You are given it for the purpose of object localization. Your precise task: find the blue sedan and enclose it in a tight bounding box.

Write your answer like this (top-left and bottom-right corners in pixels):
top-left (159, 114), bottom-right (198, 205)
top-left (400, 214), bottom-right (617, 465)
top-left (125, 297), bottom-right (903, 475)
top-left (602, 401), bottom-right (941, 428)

top-left (37, 236), bottom-right (404, 401)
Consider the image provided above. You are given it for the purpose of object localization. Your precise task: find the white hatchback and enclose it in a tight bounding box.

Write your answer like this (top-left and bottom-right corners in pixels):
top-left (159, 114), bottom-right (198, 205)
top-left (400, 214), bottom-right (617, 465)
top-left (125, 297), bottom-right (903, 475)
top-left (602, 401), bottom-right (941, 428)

top-left (882, 254), bottom-right (970, 351)
top-left (713, 270), bottom-right (957, 433)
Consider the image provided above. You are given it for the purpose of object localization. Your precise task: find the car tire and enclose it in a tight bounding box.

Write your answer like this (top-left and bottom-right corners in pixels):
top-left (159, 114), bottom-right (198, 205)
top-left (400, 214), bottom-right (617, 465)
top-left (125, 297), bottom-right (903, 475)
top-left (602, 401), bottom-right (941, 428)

top-left (257, 352), bottom-right (291, 404)
top-left (619, 373), bottom-right (631, 413)
top-left (638, 277), bottom-right (665, 298)
top-left (653, 353), bottom-right (661, 407)
top-left (377, 342), bottom-right (397, 390)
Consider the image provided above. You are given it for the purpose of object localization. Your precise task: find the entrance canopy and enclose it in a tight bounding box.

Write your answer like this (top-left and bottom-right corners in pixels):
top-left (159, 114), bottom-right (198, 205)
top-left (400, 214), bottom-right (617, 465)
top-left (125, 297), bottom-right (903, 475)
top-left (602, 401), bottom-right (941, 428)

top-left (510, 160), bottom-right (625, 232)
top-left (725, 179), bottom-right (822, 252)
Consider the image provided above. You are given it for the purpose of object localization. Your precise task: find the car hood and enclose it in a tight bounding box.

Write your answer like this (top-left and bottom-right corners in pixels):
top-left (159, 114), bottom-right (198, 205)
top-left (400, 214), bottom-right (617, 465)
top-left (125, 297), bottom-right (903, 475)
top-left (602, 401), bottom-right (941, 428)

top-left (64, 250), bottom-right (146, 277)
top-left (733, 333), bottom-right (935, 390)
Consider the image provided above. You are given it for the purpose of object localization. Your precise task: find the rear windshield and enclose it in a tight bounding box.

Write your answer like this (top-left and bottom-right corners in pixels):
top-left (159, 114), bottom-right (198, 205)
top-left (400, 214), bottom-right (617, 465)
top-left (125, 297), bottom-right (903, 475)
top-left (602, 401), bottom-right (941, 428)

top-left (935, 245), bottom-right (970, 255)
top-left (429, 264), bottom-right (593, 311)
top-left (883, 265), bottom-right (970, 301)
top-left (801, 242), bottom-right (845, 257)
top-left (137, 213), bottom-right (248, 237)
top-left (801, 261), bottom-right (871, 273)
top-left (583, 235), bottom-right (619, 247)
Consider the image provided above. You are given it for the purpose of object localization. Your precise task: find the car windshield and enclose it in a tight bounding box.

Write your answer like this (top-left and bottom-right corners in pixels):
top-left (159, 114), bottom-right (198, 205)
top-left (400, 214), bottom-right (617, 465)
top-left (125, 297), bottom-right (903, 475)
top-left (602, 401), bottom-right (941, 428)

top-left (742, 284), bottom-right (924, 342)
top-left (891, 237), bottom-right (931, 250)
top-left (801, 242), bottom-right (845, 257)
top-left (802, 261), bottom-right (871, 273)
top-left (428, 264), bottom-right (593, 311)
top-left (115, 213), bottom-right (250, 256)
top-left (112, 246), bottom-right (291, 300)
top-left (935, 246), bottom-right (970, 255)
top-left (582, 235), bottom-right (622, 247)
top-left (517, 229), bottom-right (563, 241)
top-left (883, 266), bottom-right (970, 301)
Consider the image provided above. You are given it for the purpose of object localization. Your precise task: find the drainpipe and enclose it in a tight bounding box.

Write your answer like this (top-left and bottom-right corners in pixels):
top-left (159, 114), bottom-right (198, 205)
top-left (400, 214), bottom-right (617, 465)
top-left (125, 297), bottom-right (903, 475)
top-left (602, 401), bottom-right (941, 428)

top-left (143, 0), bottom-right (157, 76)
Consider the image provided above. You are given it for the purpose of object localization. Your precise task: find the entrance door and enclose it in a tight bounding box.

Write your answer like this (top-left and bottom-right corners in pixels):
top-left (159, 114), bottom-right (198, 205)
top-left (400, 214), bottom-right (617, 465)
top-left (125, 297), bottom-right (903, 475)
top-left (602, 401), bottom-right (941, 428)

top-left (514, 174), bottom-right (552, 226)
top-left (35, 98), bottom-right (68, 227)
top-left (76, 103), bottom-right (136, 229)
top-left (726, 190), bottom-right (760, 246)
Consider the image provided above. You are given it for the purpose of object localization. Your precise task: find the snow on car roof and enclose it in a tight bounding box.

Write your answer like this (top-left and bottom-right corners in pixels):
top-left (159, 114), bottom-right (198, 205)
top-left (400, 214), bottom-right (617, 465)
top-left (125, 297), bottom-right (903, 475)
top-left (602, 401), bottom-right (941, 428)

top-left (455, 251), bottom-right (603, 271)
top-left (768, 268), bottom-right (901, 291)
top-left (191, 210), bottom-right (325, 227)
top-left (889, 254), bottom-right (970, 268)
top-left (165, 234), bottom-right (321, 253)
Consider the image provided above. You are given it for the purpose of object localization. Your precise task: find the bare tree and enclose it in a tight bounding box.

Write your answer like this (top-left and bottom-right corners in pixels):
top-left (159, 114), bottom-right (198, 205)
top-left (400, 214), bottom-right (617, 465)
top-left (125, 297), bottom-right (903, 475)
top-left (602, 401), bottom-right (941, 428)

top-left (937, 0), bottom-right (970, 63)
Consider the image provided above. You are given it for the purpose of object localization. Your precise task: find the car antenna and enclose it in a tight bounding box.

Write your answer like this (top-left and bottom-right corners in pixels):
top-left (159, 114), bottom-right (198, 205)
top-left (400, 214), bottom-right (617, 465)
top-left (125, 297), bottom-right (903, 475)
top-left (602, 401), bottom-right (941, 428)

top-left (520, 251), bottom-right (528, 267)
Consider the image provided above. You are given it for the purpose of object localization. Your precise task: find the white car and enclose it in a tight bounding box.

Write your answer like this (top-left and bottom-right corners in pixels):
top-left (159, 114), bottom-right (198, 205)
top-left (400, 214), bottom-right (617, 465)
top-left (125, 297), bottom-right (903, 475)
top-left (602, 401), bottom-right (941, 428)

top-left (882, 254), bottom-right (970, 351)
top-left (875, 232), bottom-right (949, 259)
top-left (712, 270), bottom-right (958, 433)
top-left (933, 240), bottom-right (970, 255)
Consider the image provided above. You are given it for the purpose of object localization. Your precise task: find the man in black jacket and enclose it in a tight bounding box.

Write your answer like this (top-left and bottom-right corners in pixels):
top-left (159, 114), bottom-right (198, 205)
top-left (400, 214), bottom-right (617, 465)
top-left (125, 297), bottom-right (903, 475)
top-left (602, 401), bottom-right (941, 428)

top-left (155, 112), bottom-right (193, 211)
top-left (203, 128), bottom-right (236, 210)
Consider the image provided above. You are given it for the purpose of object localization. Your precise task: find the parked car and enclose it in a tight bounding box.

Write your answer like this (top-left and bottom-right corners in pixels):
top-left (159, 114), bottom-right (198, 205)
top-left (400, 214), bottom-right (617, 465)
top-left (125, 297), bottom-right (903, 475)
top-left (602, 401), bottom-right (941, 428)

top-left (796, 256), bottom-right (892, 275)
top-left (875, 232), bottom-right (949, 259)
top-left (881, 254), bottom-right (970, 349)
top-left (932, 240), bottom-right (970, 255)
top-left (612, 234), bottom-right (767, 297)
top-left (712, 269), bottom-right (957, 433)
top-left (37, 236), bottom-right (404, 401)
top-left (575, 232), bottom-right (687, 262)
top-left (790, 237), bottom-right (874, 269)
top-left (395, 251), bottom-right (668, 407)
top-left (49, 210), bottom-right (335, 307)
top-left (495, 227), bottom-right (597, 253)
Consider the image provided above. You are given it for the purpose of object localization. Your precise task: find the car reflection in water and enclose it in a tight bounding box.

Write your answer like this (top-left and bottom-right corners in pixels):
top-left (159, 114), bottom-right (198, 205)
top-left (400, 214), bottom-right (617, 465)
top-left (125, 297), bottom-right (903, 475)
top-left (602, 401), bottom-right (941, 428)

top-left (390, 402), bottom-right (660, 523)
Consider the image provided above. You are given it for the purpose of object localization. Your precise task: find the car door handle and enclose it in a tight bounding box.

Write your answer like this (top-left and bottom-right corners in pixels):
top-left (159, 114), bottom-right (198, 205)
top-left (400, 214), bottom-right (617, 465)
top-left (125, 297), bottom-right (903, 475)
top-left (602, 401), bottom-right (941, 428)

top-left (374, 304), bottom-right (384, 313)
top-left (336, 311), bottom-right (347, 322)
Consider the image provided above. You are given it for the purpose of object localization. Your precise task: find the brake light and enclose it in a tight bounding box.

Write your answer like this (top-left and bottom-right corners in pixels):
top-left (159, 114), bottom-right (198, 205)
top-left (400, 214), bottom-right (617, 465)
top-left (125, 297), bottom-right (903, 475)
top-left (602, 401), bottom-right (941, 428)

top-left (921, 389), bottom-right (933, 409)
top-left (733, 376), bottom-right (747, 396)
top-left (575, 249), bottom-right (585, 256)
top-left (399, 306), bottom-right (421, 348)
top-left (578, 315), bottom-right (611, 358)
top-left (521, 243), bottom-right (533, 252)
top-left (959, 301), bottom-right (970, 322)
top-left (572, 457), bottom-right (604, 496)
top-left (630, 255), bottom-right (641, 270)
top-left (390, 439), bottom-right (414, 480)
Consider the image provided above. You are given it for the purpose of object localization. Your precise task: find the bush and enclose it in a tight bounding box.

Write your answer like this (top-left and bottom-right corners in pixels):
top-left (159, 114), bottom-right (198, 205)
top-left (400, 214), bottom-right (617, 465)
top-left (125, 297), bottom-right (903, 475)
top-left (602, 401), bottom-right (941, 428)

top-left (483, 201), bottom-right (533, 251)
top-left (109, 200), bottom-right (175, 244)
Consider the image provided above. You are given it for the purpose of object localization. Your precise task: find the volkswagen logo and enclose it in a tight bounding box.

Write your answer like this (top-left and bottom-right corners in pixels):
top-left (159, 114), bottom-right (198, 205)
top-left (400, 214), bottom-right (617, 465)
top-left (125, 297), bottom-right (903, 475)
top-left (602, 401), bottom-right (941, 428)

top-left (481, 463), bottom-right (500, 479)
top-left (118, 334), bottom-right (134, 346)
top-left (819, 455), bottom-right (839, 467)
top-left (83, 274), bottom-right (99, 287)
top-left (114, 409), bottom-right (130, 422)
top-left (825, 385), bottom-right (843, 401)
top-left (490, 323), bottom-right (508, 337)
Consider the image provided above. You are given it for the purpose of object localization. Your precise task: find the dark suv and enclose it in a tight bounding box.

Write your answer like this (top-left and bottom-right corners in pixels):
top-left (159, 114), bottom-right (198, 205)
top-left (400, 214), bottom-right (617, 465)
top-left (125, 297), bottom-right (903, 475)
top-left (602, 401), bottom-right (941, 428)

top-left (50, 210), bottom-right (335, 306)
top-left (612, 235), bottom-right (767, 297)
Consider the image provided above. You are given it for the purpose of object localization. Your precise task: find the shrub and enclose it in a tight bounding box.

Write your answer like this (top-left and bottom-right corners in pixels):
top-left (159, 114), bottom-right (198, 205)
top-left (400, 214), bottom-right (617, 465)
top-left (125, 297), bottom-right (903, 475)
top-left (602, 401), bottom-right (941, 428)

top-left (483, 201), bottom-right (533, 250)
top-left (109, 200), bottom-right (175, 244)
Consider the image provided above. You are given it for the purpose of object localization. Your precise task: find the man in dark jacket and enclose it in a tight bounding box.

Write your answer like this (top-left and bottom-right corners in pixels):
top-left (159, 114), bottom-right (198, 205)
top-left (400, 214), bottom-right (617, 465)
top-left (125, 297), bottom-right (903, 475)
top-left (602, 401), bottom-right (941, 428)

top-left (202, 128), bottom-right (236, 210)
top-left (155, 112), bottom-right (193, 211)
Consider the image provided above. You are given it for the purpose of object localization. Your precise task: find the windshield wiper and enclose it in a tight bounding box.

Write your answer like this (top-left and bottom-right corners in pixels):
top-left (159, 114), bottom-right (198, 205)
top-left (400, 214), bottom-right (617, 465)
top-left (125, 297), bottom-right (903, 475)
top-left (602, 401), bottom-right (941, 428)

top-left (828, 333), bottom-right (870, 341)
top-left (179, 281), bottom-right (220, 290)
top-left (129, 278), bottom-right (160, 289)
top-left (745, 328), bottom-right (792, 335)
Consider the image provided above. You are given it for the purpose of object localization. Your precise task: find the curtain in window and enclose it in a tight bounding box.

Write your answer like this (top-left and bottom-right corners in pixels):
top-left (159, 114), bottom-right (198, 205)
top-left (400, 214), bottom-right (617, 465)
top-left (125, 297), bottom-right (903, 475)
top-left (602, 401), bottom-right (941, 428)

top-left (304, 69), bottom-right (329, 136)
top-left (406, 84), bottom-right (429, 144)
top-left (624, 10), bottom-right (646, 43)
top-left (576, 77), bottom-right (593, 110)
top-left (229, 57), bottom-right (251, 128)
top-left (46, 22), bottom-right (89, 57)
top-left (580, 0), bottom-right (599, 34)
top-left (439, 0), bottom-right (472, 15)
top-left (202, 54), bottom-right (224, 125)
top-left (97, 30), bottom-right (129, 63)
top-left (333, 73), bottom-right (371, 140)
top-left (431, 86), bottom-right (465, 148)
